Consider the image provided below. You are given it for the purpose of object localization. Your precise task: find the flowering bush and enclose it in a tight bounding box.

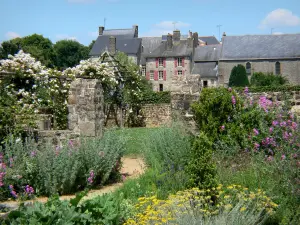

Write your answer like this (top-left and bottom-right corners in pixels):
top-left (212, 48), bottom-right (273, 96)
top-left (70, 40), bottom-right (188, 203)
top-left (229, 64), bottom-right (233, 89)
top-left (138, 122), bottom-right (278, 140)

top-left (0, 129), bottom-right (125, 200)
top-left (124, 184), bottom-right (277, 225)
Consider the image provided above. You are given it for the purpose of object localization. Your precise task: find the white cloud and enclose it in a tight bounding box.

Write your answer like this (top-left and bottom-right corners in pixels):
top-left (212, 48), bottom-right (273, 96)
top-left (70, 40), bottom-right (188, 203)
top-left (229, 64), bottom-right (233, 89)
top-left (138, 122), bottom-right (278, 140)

top-left (272, 32), bottom-right (284, 35)
top-left (142, 21), bottom-right (191, 37)
top-left (88, 31), bottom-right (98, 38)
top-left (5, 31), bottom-right (20, 40)
top-left (259, 9), bottom-right (300, 29)
top-left (55, 34), bottom-right (77, 41)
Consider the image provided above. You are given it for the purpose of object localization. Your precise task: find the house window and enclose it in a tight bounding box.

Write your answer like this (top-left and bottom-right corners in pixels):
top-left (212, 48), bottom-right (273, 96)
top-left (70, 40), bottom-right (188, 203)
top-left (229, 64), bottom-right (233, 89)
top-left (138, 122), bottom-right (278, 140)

top-left (159, 71), bottom-right (164, 80)
top-left (150, 70), bottom-right (154, 80)
top-left (158, 58), bottom-right (163, 67)
top-left (177, 70), bottom-right (183, 75)
top-left (246, 62), bottom-right (251, 75)
top-left (142, 66), bottom-right (146, 76)
top-left (275, 62), bottom-right (281, 75)
top-left (203, 80), bottom-right (208, 87)
top-left (159, 84), bottom-right (164, 92)
top-left (177, 58), bottom-right (182, 67)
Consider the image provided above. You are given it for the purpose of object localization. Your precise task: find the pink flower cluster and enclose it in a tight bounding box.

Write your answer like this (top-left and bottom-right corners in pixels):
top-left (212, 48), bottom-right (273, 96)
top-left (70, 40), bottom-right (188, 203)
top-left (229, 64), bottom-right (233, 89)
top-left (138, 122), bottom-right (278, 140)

top-left (9, 185), bottom-right (18, 199)
top-left (0, 154), bottom-right (6, 187)
top-left (25, 185), bottom-right (34, 196)
top-left (258, 96), bottom-right (273, 112)
top-left (231, 95), bottom-right (236, 105)
top-left (87, 170), bottom-right (95, 184)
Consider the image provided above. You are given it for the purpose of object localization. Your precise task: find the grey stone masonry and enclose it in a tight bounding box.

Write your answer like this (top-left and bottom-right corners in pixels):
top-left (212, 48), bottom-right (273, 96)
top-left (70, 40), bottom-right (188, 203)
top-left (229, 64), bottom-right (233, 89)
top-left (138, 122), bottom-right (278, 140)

top-left (68, 78), bottom-right (104, 137)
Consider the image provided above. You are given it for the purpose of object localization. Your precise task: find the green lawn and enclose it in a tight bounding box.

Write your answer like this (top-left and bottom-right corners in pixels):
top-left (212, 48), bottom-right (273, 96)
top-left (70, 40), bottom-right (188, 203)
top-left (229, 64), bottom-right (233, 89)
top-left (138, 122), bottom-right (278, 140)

top-left (112, 127), bottom-right (162, 156)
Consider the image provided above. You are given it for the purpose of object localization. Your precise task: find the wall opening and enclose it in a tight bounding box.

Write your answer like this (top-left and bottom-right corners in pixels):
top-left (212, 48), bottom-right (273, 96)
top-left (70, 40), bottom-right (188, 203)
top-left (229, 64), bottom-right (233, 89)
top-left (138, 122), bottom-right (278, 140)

top-left (203, 80), bottom-right (208, 87)
top-left (159, 84), bottom-right (164, 92)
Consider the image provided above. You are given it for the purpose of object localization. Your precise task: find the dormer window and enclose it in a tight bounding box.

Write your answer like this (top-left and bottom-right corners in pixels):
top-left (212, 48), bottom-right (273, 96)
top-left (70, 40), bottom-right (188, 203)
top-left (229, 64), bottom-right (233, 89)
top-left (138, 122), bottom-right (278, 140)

top-left (158, 58), bottom-right (163, 67)
top-left (177, 58), bottom-right (183, 67)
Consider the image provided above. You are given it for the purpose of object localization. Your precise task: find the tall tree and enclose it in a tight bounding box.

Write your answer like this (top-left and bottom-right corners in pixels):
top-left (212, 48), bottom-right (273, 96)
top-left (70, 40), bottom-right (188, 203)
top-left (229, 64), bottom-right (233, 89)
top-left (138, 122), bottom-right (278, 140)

top-left (0, 38), bottom-right (22, 59)
top-left (53, 40), bottom-right (89, 70)
top-left (229, 64), bottom-right (249, 87)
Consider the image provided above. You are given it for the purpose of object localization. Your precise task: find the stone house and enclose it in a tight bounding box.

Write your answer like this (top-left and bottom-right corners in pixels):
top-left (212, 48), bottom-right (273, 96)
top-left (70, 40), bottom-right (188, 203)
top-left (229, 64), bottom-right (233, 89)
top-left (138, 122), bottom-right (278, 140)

top-left (218, 34), bottom-right (300, 86)
top-left (89, 25), bottom-right (142, 64)
top-left (142, 30), bottom-right (201, 93)
top-left (191, 44), bottom-right (221, 87)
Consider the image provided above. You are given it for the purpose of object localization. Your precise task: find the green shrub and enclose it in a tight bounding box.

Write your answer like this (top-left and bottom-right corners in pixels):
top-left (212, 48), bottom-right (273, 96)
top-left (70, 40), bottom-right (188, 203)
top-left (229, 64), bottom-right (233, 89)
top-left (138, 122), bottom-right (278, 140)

top-left (0, 129), bottom-right (125, 199)
top-left (139, 91), bottom-right (171, 104)
top-left (186, 133), bottom-right (217, 189)
top-left (250, 72), bottom-right (288, 86)
top-left (229, 64), bottom-right (249, 87)
top-left (192, 87), bottom-right (242, 142)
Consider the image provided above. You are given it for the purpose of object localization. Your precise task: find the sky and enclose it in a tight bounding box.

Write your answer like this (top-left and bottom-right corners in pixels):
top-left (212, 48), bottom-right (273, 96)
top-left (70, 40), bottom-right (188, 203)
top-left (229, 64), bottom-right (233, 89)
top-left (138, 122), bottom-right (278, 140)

top-left (1, 0), bottom-right (300, 46)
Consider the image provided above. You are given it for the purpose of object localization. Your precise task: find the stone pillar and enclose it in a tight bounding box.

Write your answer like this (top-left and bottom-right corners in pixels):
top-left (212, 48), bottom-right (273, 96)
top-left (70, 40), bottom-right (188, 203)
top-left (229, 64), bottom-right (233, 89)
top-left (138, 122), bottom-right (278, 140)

top-left (68, 78), bottom-right (104, 137)
top-left (167, 33), bottom-right (173, 50)
top-left (109, 36), bottom-right (116, 55)
top-left (193, 32), bottom-right (199, 48)
top-left (173, 30), bottom-right (181, 43)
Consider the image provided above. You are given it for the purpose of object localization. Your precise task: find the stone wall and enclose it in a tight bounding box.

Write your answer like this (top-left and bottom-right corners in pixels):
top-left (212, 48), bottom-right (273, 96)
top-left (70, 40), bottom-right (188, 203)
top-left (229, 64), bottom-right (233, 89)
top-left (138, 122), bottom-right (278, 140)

top-left (68, 78), bottom-right (104, 137)
top-left (249, 90), bottom-right (300, 105)
top-left (219, 60), bottom-right (300, 86)
top-left (140, 104), bottom-right (172, 127)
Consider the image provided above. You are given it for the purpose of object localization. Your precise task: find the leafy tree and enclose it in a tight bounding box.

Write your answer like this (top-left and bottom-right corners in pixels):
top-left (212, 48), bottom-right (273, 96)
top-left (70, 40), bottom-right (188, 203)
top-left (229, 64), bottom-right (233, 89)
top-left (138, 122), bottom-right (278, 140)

top-left (88, 40), bottom-right (96, 51)
top-left (53, 40), bottom-right (89, 70)
top-left (229, 64), bottom-right (249, 87)
top-left (21, 34), bottom-right (55, 67)
top-left (0, 38), bottom-right (22, 59)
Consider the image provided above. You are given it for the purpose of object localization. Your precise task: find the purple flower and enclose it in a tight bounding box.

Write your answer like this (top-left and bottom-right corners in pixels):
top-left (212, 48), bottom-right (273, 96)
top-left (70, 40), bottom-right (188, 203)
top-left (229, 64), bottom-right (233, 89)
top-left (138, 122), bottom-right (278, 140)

top-left (254, 143), bottom-right (260, 149)
top-left (269, 127), bottom-right (273, 133)
top-left (253, 128), bottom-right (259, 136)
top-left (281, 154), bottom-right (286, 160)
top-left (280, 121), bottom-right (287, 127)
top-left (228, 87), bottom-right (232, 92)
top-left (291, 122), bottom-right (298, 130)
top-left (30, 151), bottom-right (36, 157)
top-left (68, 140), bottom-right (74, 148)
top-left (220, 125), bottom-right (225, 131)
top-left (25, 185), bottom-right (34, 195)
top-left (87, 170), bottom-right (95, 184)
top-left (244, 87), bottom-right (249, 95)
top-left (231, 95), bottom-right (236, 105)
top-left (266, 156), bottom-right (274, 162)
top-left (272, 121), bottom-right (279, 126)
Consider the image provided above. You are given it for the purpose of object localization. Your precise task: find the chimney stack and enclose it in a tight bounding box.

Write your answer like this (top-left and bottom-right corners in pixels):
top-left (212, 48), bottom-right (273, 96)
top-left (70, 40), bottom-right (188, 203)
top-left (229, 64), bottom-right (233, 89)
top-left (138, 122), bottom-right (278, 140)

top-left (133, 25), bottom-right (138, 38)
top-left (193, 32), bottom-right (199, 48)
top-left (189, 30), bottom-right (193, 38)
top-left (173, 30), bottom-right (181, 43)
top-left (167, 33), bottom-right (173, 50)
top-left (99, 26), bottom-right (104, 35)
top-left (109, 36), bottom-right (116, 55)
top-left (223, 32), bottom-right (226, 37)
top-left (187, 37), bottom-right (193, 48)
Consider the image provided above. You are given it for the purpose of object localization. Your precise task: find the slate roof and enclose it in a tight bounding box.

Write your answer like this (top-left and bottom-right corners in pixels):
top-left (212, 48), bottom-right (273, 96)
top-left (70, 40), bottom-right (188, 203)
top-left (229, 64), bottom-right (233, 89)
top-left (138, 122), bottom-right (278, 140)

top-left (191, 62), bottom-right (218, 78)
top-left (140, 37), bottom-right (163, 64)
top-left (194, 45), bottom-right (222, 61)
top-left (221, 34), bottom-right (300, 60)
top-left (199, 36), bottom-right (220, 45)
top-left (102, 28), bottom-right (135, 38)
top-left (89, 35), bottom-right (141, 56)
top-left (145, 40), bottom-right (193, 58)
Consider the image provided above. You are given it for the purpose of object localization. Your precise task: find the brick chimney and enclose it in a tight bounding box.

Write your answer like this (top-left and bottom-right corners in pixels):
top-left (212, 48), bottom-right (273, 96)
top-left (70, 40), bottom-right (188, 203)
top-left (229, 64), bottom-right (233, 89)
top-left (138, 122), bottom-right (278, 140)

top-left (133, 25), bottom-right (138, 38)
top-left (99, 26), bottom-right (104, 35)
top-left (173, 30), bottom-right (180, 43)
top-left (193, 32), bottom-right (199, 48)
top-left (109, 36), bottom-right (116, 55)
top-left (167, 33), bottom-right (173, 50)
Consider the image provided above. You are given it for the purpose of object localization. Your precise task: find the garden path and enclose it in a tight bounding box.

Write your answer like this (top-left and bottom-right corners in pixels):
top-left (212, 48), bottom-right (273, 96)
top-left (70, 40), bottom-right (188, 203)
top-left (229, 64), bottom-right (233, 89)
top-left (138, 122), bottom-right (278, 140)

top-left (0, 156), bottom-right (145, 209)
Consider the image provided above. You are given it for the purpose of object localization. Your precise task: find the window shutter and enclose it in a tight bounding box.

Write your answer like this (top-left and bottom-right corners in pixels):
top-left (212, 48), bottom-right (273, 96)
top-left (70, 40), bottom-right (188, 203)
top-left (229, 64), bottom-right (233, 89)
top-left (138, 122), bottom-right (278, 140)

top-left (156, 58), bottom-right (158, 68)
top-left (174, 69), bottom-right (177, 75)
top-left (163, 58), bottom-right (166, 67)
top-left (154, 71), bottom-right (158, 81)
top-left (163, 70), bottom-right (167, 81)
top-left (146, 72), bottom-right (150, 80)
top-left (182, 57), bottom-right (185, 67)
top-left (174, 58), bottom-right (177, 67)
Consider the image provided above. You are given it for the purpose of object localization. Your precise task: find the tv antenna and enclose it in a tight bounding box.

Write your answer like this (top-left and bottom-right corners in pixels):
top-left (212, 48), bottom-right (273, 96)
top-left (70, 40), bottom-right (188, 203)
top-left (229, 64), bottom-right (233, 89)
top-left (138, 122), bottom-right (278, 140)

top-left (172, 21), bottom-right (178, 30)
top-left (104, 18), bottom-right (106, 27)
top-left (217, 25), bottom-right (222, 41)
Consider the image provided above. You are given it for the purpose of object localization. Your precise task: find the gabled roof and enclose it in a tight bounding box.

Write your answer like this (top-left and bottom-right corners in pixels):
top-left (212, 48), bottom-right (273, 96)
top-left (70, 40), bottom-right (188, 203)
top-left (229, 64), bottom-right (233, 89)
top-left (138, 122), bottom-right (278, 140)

top-left (199, 36), bottom-right (220, 45)
top-left (194, 45), bottom-right (222, 61)
top-left (191, 62), bottom-right (218, 78)
top-left (145, 40), bottom-right (193, 58)
top-left (89, 36), bottom-right (141, 56)
top-left (221, 34), bottom-right (300, 60)
top-left (102, 28), bottom-right (135, 38)
top-left (141, 37), bottom-right (163, 54)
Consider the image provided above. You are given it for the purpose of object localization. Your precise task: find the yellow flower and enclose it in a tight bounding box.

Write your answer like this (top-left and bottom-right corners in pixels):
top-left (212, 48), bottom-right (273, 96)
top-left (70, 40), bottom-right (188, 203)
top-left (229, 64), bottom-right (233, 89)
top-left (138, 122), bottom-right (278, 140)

top-left (240, 207), bottom-right (247, 212)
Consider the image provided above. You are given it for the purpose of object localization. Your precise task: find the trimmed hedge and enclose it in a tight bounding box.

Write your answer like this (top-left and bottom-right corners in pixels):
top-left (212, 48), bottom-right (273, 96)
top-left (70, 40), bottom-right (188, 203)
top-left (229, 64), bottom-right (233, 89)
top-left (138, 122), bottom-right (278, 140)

top-left (234, 85), bottom-right (300, 93)
top-left (140, 91), bottom-right (171, 104)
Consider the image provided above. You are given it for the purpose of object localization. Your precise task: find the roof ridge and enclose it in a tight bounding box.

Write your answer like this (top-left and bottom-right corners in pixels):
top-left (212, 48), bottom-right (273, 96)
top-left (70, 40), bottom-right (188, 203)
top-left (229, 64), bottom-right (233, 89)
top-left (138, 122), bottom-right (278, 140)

top-left (104, 28), bottom-right (133, 31)
top-left (224, 33), bottom-right (300, 37)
